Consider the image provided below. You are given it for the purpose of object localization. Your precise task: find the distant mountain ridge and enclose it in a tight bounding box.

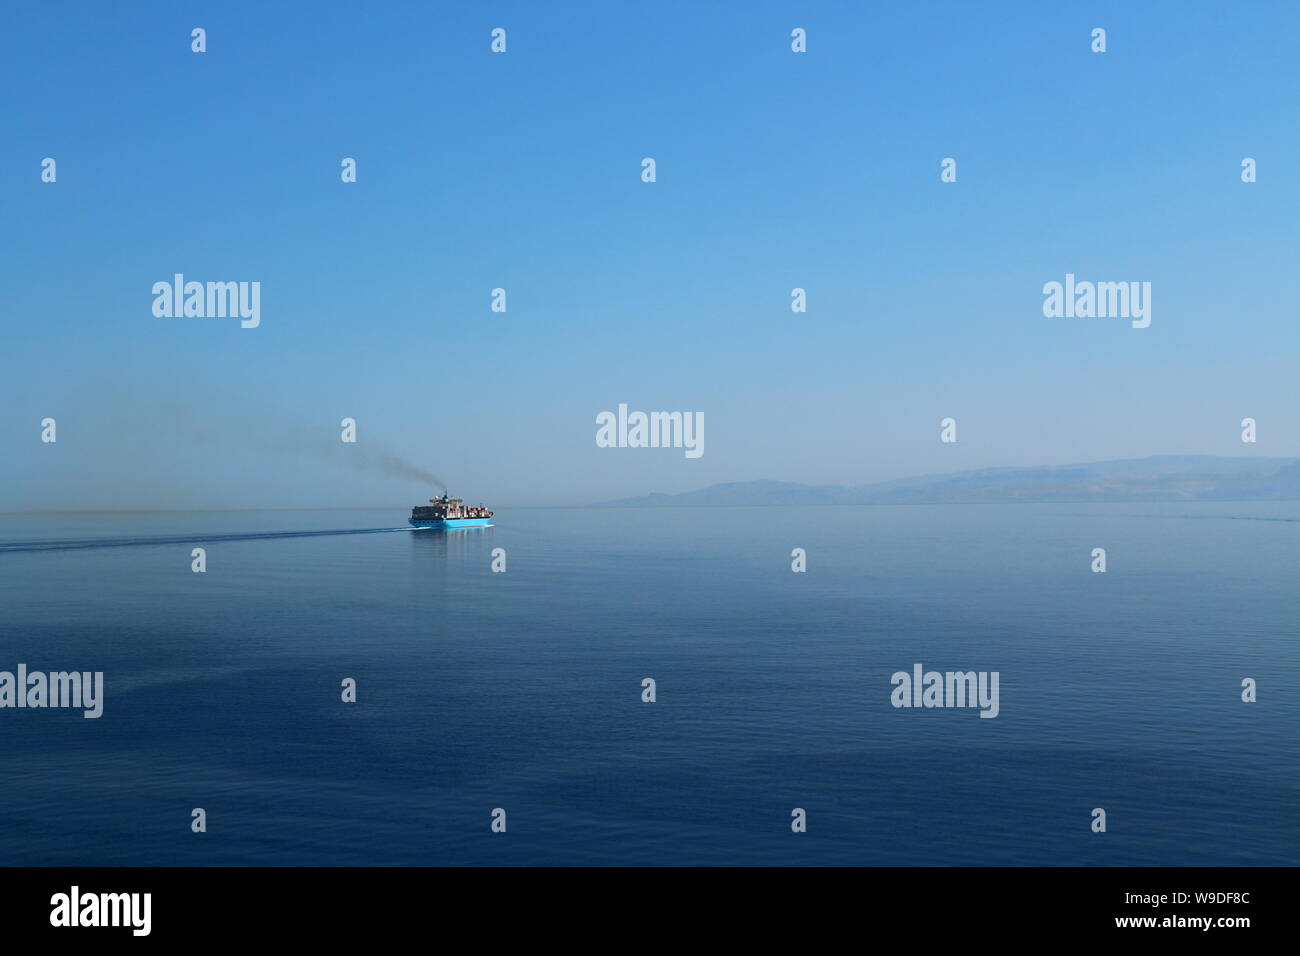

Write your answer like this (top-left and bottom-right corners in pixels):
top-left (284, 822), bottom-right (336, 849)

top-left (594, 456), bottom-right (1300, 507)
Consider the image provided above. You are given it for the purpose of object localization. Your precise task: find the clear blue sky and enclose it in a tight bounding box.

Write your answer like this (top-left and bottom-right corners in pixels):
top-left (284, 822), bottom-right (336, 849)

top-left (3, 1), bottom-right (1297, 509)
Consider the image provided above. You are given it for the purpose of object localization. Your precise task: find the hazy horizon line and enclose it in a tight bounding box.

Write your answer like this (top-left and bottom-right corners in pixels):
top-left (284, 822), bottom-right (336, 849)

top-left (7, 498), bottom-right (1300, 518)
top-left (6, 453), bottom-right (1297, 516)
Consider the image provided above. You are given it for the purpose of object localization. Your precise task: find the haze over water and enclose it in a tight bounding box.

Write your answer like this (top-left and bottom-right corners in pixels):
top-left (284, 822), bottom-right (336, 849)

top-left (1, 502), bottom-right (1295, 866)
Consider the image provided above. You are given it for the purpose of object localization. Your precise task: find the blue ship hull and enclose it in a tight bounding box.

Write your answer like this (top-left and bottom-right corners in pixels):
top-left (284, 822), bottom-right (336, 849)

top-left (409, 517), bottom-right (493, 530)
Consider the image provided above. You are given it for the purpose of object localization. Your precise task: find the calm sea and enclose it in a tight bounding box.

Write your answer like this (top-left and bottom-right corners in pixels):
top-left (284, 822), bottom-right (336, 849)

top-left (0, 502), bottom-right (1296, 866)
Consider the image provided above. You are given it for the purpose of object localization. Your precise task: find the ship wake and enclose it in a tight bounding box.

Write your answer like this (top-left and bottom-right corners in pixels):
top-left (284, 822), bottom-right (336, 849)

top-left (0, 527), bottom-right (420, 554)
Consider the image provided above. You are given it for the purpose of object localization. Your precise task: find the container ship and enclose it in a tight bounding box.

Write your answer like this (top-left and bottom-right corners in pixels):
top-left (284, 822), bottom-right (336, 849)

top-left (409, 493), bottom-right (494, 529)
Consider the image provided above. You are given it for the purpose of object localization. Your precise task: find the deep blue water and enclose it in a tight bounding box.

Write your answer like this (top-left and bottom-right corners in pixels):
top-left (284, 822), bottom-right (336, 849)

top-left (0, 503), bottom-right (1296, 866)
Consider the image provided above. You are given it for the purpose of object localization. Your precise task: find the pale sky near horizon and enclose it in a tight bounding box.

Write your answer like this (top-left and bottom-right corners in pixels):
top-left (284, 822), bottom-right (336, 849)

top-left (3, 1), bottom-right (1297, 510)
